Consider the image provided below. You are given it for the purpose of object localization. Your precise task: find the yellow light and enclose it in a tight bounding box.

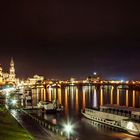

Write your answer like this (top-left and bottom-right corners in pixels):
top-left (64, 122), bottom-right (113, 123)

top-left (75, 88), bottom-right (79, 113)
top-left (82, 88), bottom-right (86, 109)
top-left (126, 90), bottom-right (129, 107)
top-left (110, 86), bottom-right (114, 105)
top-left (100, 88), bottom-right (103, 106)
top-left (133, 90), bottom-right (135, 108)
top-left (58, 88), bottom-right (62, 104)
top-left (117, 88), bottom-right (120, 106)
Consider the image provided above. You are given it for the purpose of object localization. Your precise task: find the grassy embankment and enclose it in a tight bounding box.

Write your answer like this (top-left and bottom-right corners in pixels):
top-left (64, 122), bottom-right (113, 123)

top-left (0, 104), bottom-right (33, 140)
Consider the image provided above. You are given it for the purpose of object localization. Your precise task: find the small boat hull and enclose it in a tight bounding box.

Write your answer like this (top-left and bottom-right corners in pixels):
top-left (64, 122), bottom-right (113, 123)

top-left (41, 107), bottom-right (63, 114)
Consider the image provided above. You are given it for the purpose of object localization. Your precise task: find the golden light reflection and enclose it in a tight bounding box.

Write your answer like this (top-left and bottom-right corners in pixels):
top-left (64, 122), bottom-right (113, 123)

top-left (58, 88), bottom-right (62, 105)
top-left (82, 88), bottom-right (86, 109)
top-left (65, 87), bottom-right (68, 115)
top-left (133, 90), bottom-right (135, 108)
top-left (110, 86), bottom-right (114, 105)
top-left (75, 88), bottom-right (79, 113)
top-left (36, 88), bottom-right (40, 102)
top-left (41, 88), bottom-right (44, 101)
top-left (43, 89), bottom-right (46, 102)
top-left (126, 90), bottom-right (129, 107)
top-left (117, 88), bottom-right (120, 106)
top-left (100, 87), bottom-right (103, 106)
top-left (54, 88), bottom-right (56, 100)
top-left (32, 88), bottom-right (37, 106)
top-left (48, 88), bottom-right (52, 101)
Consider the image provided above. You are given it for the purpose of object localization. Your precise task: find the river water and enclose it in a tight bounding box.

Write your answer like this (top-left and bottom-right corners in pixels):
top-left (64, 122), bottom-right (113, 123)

top-left (30, 85), bottom-right (140, 140)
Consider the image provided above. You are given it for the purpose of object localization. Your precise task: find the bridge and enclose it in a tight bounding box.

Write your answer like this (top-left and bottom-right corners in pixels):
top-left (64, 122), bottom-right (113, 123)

top-left (25, 80), bottom-right (140, 109)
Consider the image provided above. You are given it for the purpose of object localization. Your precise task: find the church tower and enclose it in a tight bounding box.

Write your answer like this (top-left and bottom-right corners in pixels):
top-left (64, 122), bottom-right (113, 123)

top-left (0, 64), bottom-right (3, 83)
top-left (9, 58), bottom-right (16, 82)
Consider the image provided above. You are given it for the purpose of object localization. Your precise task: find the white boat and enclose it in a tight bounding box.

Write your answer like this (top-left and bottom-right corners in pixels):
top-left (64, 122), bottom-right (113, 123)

top-left (37, 100), bottom-right (63, 113)
top-left (82, 107), bottom-right (140, 136)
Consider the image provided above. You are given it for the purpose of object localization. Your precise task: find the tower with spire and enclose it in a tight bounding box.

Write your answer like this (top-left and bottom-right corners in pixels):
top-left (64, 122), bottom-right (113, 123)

top-left (9, 57), bottom-right (16, 82)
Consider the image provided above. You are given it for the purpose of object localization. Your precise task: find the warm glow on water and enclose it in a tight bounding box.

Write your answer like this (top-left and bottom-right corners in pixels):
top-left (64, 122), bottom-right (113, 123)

top-left (117, 88), bottom-right (120, 106)
top-left (53, 88), bottom-right (56, 100)
top-left (48, 88), bottom-right (52, 101)
top-left (41, 88), bottom-right (44, 101)
top-left (30, 85), bottom-right (140, 140)
top-left (43, 89), bottom-right (46, 102)
top-left (58, 88), bottom-right (62, 105)
top-left (100, 87), bottom-right (103, 106)
top-left (110, 86), bottom-right (114, 105)
top-left (133, 90), bottom-right (135, 108)
top-left (93, 86), bottom-right (97, 107)
top-left (32, 85), bottom-right (140, 109)
top-left (65, 87), bottom-right (68, 116)
top-left (75, 88), bottom-right (79, 113)
top-left (126, 90), bottom-right (129, 107)
top-left (82, 87), bottom-right (86, 110)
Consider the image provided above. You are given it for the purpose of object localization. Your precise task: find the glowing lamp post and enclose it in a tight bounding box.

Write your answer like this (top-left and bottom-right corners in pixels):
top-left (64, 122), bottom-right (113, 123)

top-left (11, 99), bottom-right (17, 106)
top-left (64, 123), bottom-right (73, 140)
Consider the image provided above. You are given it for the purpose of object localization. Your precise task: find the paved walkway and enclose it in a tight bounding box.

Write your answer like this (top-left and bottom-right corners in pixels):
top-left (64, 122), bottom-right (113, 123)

top-left (10, 109), bottom-right (65, 140)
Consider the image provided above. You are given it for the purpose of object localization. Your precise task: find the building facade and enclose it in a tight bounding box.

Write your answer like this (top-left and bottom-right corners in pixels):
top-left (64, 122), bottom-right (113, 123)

top-left (1, 58), bottom-right (17, 84)
top-left (8, 58), bottom-right (16, 82)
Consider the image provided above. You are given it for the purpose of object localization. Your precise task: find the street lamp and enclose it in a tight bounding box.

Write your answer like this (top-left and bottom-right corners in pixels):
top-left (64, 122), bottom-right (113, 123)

top-left (64, 122), bottom-right (73, 140)
top-left (11, 99), bottom-right (17, 106)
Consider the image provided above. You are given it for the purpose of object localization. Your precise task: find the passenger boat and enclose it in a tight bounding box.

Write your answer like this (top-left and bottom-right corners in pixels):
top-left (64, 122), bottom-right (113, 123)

top-left (37, 100), bottom-right (63, 113)
top-left (82, 106), bottom-right (140, 136)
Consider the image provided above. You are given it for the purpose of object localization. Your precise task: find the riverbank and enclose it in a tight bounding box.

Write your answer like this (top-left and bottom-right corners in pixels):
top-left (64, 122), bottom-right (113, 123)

top-left (0, 104), bottom-right (33, 140)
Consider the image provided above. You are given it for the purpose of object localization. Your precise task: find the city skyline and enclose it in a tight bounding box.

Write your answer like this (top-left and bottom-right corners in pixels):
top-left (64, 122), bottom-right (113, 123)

top-left (0, 46), bottom-right (140, 81)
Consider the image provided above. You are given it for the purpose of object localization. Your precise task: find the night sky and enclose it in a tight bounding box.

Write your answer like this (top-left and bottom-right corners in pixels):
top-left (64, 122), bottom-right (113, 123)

top-left (0, 1), bottom-right (140, 80)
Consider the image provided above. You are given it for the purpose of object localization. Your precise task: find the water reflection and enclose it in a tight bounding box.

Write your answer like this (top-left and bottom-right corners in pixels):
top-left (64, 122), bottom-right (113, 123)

top-left (82, 87), bottom-right (86, 109)
top-left (133, 90), bottom-right (135, 108)
top-left (93, 86), bottom-right (97, 107)
top-left (65, 87), bottom-right (68, 116)
top-left (32, 85), bottom-right (140, 113)
top-left (58, 88), bottom-right (62, 105)
top-left (30, 85), bottom-right (140, 140)
top-left (100, 87), bottom-right (103, 106)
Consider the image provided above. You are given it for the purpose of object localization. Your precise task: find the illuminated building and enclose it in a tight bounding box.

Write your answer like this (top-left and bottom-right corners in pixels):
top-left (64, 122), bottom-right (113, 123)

top-left (1, 58), bottom-right (18, 85)
top-left (8, 58), bottom-right (16, 83)
top-left (26, 75), bottom-right (44, 86)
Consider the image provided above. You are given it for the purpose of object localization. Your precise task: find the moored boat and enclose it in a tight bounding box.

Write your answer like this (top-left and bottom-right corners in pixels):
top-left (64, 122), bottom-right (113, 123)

top-left (82, 106), bottom-right (140, 136)
top-left (37, 100), bottom-right (63, 113)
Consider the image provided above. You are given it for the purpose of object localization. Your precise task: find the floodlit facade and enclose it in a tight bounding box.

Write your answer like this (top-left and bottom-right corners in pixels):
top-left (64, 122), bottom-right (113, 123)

top-left (0, 58), bottom-right (18, 84)
top-left (26, 75), bottom-right (44, 86)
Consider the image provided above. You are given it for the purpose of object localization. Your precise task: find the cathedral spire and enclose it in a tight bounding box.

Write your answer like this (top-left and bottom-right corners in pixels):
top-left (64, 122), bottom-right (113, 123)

top-left (10, 57), bottom-right (14, 67)
top-left (9, 57), bottom-right (16, 82)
